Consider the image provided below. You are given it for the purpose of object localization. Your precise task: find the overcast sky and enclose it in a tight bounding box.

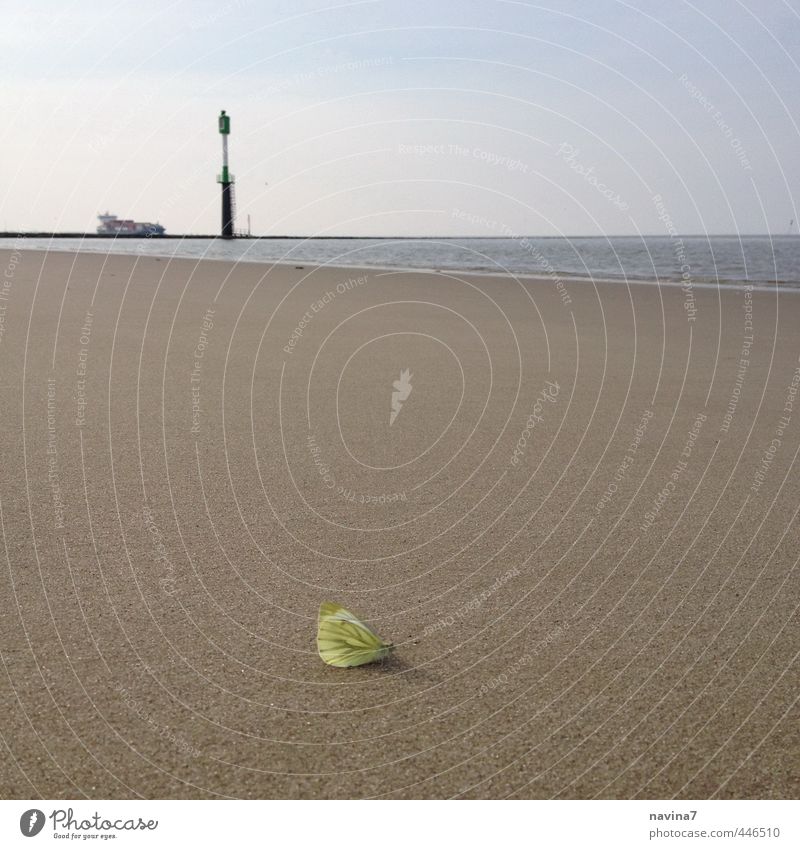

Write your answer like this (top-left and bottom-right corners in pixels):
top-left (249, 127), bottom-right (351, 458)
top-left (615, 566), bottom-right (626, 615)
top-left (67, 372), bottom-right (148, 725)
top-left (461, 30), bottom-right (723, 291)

top-left (1, 0), bottom-right (798, 236)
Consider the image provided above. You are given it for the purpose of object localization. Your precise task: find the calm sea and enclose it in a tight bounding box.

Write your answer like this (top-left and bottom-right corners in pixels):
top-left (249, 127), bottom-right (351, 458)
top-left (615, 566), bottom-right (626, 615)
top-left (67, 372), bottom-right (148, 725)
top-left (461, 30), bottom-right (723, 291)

top-left (2, 235), bottom-right (798, 289)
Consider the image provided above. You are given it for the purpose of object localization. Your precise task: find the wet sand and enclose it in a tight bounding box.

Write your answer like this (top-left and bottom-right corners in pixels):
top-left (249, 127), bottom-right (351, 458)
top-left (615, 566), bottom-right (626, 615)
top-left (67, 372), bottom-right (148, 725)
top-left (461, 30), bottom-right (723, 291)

top-left (0, 248), bottom-right (797, 799)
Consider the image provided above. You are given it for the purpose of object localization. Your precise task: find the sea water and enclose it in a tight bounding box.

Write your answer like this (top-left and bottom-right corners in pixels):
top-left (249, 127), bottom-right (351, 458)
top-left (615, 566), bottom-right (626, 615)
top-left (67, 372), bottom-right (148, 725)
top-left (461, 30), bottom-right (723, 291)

top-left (1, 235), bottom-right (798, 289)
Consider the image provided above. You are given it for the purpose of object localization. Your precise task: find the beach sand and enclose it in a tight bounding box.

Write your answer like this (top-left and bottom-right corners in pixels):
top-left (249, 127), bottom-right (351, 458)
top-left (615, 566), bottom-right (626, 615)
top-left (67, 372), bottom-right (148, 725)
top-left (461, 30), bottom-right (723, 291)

top-left (0, 247), bottom-right (798, 799)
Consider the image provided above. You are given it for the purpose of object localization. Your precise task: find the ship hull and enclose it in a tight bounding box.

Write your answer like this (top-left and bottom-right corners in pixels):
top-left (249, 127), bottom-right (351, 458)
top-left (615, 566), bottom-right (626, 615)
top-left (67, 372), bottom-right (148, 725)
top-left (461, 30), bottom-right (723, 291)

top-left (96, 213), bottom-right (165, 236)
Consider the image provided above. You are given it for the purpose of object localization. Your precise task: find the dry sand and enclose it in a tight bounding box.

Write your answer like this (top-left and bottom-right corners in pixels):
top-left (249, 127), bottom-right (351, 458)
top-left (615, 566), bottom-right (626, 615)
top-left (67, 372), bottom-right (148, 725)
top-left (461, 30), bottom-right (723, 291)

top-left (0, 247), bottom-right (797, 799)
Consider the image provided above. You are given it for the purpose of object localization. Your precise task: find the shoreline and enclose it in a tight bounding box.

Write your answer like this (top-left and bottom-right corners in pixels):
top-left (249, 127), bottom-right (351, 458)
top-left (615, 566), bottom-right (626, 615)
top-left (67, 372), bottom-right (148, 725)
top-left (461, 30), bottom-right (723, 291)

top-left (3, 245), bottom-right (798, 293)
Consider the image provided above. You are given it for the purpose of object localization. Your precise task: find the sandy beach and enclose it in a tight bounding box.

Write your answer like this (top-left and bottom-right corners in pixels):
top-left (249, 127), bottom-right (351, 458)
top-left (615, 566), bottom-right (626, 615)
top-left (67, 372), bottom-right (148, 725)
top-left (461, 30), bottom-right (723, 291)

top-left (0, 247), bottom-right (797, 800)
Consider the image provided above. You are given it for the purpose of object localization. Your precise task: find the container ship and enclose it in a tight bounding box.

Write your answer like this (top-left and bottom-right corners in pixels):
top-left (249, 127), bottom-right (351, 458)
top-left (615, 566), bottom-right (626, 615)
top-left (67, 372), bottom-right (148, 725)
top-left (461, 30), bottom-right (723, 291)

top-left (96, 212), bottom-right (166, 236)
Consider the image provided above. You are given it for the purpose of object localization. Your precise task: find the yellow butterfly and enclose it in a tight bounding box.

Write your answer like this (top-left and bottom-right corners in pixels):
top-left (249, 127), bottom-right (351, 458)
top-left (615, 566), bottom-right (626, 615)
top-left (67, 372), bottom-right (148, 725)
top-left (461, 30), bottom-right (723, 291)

top-left (317, 602), bottom-right (394, 668)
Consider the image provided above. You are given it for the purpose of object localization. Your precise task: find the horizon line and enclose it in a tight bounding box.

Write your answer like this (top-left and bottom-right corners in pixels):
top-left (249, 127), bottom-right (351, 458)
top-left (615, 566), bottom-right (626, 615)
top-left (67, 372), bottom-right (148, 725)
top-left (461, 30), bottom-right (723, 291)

top-left (1, 232), bottom-right (797, 241)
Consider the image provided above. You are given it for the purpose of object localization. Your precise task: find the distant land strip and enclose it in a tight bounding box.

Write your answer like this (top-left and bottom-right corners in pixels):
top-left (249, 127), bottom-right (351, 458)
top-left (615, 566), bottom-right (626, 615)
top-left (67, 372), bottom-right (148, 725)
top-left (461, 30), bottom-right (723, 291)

top-left (0, 230), bottom-right (476, 242)
top-left (0, 232), bottom-right (529, 240)
top-left (0, 232), bottom-right (268, 239)
top-left (0, 232), bottom-right (483, 240)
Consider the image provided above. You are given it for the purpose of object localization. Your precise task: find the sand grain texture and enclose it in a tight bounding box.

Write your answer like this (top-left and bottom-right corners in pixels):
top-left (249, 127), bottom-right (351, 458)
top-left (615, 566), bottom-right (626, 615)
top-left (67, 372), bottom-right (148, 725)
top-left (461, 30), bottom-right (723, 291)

top-left (0, 249), bottom-right (798, 799)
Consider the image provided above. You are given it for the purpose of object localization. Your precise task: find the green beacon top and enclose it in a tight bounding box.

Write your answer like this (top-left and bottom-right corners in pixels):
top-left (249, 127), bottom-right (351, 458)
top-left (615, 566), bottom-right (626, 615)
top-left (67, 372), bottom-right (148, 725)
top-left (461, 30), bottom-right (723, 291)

top-left (218, 110), bottom-right (230, 134)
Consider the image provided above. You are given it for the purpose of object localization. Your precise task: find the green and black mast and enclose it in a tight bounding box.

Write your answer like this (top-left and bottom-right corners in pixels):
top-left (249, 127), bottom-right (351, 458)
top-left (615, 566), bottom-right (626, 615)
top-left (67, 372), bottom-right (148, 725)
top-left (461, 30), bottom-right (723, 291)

top-left (217, 110), bottom-right (234, 238)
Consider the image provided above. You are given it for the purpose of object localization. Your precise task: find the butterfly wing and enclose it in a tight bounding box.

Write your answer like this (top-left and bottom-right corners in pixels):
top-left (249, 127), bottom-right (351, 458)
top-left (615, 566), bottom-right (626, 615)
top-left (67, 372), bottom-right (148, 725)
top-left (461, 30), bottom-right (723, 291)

top-left (317, 602), bottom-right (392, 667)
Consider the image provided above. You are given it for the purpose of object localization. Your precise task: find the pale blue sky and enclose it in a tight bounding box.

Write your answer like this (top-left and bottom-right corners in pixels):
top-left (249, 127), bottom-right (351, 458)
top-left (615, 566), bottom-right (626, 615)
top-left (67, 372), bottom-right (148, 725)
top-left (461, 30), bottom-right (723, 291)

top-left (1, 0), bottom-right (798, 235)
